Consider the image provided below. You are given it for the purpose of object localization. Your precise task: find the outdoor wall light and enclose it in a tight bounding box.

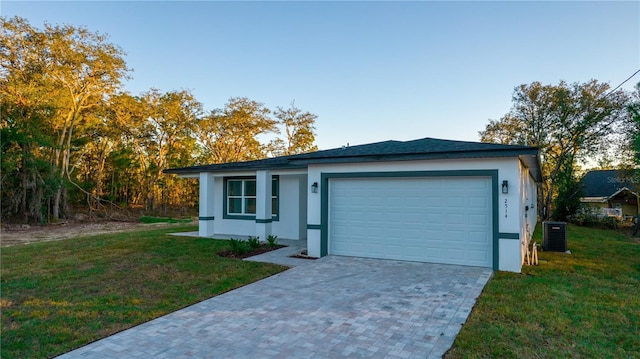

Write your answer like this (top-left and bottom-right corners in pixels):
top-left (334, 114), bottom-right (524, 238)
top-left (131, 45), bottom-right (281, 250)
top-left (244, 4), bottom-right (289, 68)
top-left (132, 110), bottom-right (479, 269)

top-left (502, 180), bottom-right (509, 194)
top-left (311, 182), bottom-right (319, 193)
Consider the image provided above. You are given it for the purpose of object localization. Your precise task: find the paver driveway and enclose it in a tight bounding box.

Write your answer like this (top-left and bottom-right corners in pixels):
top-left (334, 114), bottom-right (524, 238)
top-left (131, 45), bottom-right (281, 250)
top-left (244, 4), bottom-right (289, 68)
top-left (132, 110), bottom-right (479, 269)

top-left (58, 256), bottom-right (492, 359)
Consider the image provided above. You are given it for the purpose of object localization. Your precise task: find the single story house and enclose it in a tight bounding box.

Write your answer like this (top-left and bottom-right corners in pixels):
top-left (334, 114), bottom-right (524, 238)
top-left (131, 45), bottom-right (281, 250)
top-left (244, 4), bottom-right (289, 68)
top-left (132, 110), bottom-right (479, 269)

top-left (579, 169), bottom-right (639, 218)
top-left (165, 137), bottom-right (541, 273)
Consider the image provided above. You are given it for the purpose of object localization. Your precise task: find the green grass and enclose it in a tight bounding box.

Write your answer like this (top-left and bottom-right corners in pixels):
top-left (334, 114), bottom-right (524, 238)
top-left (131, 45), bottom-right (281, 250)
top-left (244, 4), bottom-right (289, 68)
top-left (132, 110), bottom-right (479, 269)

top-left (446, 224), bottom-right (640, 359)
top-left (0, 225), bottom-right (287, 359)
top-left (139, 216), bottom-right (193, 224)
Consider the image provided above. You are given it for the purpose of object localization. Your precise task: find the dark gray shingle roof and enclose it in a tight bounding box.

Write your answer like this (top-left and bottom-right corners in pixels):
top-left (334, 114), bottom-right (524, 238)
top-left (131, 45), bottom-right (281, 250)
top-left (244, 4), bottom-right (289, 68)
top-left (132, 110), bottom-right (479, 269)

top-left (165, 137), bottom-right (541, 181)
top-left (580, 169), bottom-right (639, 197)
top-left (289, 138), bottom-right (534, 159)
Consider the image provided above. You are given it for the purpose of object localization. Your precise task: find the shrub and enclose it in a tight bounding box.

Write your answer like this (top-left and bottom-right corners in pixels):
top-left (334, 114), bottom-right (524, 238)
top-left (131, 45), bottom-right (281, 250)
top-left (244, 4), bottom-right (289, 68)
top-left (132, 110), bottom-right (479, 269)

top-left (266, 235), bottom-right (279, 248)
top-left (570, 209), bottom-right (599, 227)
top-left (247, 236), bottom-right (261, 250)
top-left (600, 216), bottom-right (618, 229)
top-left (228, 239), bottom-right (248, 256)
top-left (570, 207), bottom-right (620, 229)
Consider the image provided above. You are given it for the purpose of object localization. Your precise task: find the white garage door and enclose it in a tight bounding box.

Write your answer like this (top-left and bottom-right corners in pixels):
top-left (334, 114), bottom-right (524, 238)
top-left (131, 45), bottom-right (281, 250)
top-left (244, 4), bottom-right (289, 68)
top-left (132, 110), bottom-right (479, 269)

top-left (329, 177), bottom-right (493, 267)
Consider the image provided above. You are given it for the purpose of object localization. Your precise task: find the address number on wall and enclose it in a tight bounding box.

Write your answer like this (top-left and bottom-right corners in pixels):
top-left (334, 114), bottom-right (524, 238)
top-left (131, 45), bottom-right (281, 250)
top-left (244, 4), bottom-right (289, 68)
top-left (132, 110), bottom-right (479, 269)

top-left (504, 198), bottom-right (508, 218)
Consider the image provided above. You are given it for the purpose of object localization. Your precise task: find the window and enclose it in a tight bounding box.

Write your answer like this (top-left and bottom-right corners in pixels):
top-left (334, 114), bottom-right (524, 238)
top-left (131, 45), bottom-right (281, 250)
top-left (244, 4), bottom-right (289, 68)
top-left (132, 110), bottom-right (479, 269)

top-left (225, 177), bottom-right (279, 219)
top-left (227, 179), bottom-right (256, 215)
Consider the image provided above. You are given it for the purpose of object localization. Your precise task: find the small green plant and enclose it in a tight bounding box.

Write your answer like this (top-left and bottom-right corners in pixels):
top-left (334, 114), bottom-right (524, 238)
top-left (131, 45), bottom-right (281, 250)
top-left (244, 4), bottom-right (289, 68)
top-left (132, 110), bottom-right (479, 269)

top-left (228, 238), bottom-right (249, 256)
top-left (266, 234), bottom-right (279, 249)
top-left (247, 236), bottom-right (261, 250)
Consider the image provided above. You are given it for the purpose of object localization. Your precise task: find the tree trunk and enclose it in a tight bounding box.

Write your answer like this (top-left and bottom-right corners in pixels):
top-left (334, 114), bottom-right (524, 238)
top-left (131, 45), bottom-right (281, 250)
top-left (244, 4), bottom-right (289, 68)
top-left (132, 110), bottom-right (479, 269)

top-left (53, 187), bottom-right (61, 221)
top-left (62, 185), bottom-right (68, 219)
top-left (21, 166), bottom-right (27, 219)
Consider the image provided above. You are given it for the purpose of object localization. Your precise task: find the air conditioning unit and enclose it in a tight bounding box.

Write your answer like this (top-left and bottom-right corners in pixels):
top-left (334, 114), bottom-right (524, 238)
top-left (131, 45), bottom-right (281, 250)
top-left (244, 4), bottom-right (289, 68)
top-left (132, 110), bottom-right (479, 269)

top-left (543, 221), bottom-right (567, 252)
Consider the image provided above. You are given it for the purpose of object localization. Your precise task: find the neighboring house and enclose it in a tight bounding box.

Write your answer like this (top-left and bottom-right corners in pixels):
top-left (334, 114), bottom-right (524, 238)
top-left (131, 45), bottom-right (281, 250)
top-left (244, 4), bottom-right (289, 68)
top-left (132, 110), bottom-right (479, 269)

top-left (579, 170), bottom-right (639, 218)
top-left (165, 137), bottom-right (541, 273)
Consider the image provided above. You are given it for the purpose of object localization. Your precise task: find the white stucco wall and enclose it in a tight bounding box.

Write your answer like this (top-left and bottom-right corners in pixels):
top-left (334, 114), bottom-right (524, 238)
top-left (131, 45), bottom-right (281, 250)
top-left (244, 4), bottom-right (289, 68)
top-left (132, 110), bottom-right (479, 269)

top-left (199, 172), bottom-right (216, 237)
top-left (517, 160), bottom-right (539, 265)
top-left (199, 171), bottom-right (307, 240)
top-left (305, 157), bottom-right (530, 272)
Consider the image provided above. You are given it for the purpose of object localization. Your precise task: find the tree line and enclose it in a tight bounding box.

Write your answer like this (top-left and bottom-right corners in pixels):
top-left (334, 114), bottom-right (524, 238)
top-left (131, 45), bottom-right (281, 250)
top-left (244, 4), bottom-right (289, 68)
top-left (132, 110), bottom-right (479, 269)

top-left (479, 79), bottom-right (640, 221)
top-left (1, 17), bottom-right (318, 223)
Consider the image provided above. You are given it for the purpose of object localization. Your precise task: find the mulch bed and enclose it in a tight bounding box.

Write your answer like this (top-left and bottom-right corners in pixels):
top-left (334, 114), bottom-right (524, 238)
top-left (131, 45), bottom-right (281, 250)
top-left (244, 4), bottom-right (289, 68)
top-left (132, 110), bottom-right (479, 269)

top-left (217, 244), bottom-right (286, 259)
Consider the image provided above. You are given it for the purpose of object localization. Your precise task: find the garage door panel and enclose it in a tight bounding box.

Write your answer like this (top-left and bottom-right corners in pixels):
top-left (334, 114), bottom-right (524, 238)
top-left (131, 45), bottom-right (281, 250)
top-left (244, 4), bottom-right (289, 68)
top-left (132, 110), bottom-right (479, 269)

top-left (404, 228), bottom-right (423, 237)
top-left (468, 197), bottom-right (489, 209)
top-left (445, 180), bottom-right (466, 189)
top-left (405, 214), bottom-right (424, 225)
top-left (468, 231), bottom-right (490, 243)
top-left (446, 197), bottom-right (465, 208)
top-left (469, 214), bottom-right (489, 225)
top-left (424, 197), bottom-right (444, 206)
top-left (446, 213), bottom-right (466, 225)
top-left (424, 213), bottom-right (442, 224)
top-left (423, 228), bottom-right (442, 238)
top-left (468, 251), bottom-right (490, 264)
top-left (405, 196), bottom-right (424, 207)
top-left (329, 177), bottom-right (492, 267)
top-left (446, 248), bottom-right (465, 260)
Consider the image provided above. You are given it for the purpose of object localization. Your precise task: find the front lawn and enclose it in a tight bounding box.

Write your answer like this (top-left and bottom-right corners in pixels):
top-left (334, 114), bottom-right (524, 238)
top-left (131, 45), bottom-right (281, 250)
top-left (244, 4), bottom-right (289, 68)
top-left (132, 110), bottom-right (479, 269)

top-left (446, 224), bottom-right (640, 358)
top-left (0, 225), bottom-right (287, 359)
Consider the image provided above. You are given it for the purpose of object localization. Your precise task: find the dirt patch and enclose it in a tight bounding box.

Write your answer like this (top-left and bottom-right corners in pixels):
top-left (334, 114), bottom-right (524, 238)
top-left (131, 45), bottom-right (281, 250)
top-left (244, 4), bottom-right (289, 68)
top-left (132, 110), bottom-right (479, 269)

top-left (0, 221), bottom-right (190, 248)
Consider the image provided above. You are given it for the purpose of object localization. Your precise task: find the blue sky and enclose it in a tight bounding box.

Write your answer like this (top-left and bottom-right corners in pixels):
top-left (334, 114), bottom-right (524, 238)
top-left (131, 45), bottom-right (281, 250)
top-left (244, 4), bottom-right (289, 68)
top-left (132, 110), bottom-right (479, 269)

top-left (3, 1), bottom-right (639, 150)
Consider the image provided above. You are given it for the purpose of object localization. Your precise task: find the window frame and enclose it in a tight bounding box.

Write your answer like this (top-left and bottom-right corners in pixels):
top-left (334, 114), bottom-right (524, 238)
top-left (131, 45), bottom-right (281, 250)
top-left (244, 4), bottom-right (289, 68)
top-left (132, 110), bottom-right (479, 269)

top-left (223, 176), bottom-right (279, 221)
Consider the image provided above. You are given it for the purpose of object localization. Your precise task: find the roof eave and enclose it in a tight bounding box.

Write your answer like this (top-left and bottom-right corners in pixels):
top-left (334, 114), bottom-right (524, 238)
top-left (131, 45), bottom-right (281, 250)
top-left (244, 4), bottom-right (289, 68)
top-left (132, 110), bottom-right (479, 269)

top-left (164, 162), bottom-right (307, 175)
top-left (608, 187), bottom-right (638, 199)
top-left (518, 153), bottom-right (543, 183)
top-left (164, 147), bottom-right (541, 176)
top-left (293, 148), bottom-right (539, 165)
top-left (580, 197), bottom-right (609, 203)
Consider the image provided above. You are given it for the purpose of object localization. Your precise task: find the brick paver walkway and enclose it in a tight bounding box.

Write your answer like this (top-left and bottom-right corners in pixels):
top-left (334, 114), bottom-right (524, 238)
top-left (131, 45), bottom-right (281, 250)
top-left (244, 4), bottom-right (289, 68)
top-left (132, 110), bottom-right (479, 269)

top-left (57, 256), bottom-right (492, 358)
